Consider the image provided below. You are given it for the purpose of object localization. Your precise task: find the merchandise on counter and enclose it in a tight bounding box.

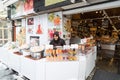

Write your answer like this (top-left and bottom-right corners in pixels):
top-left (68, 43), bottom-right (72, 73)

top-left (30, 46), bottom-right (45, 59)
top-left (3, 42), bottom-right (19, 51)
top-left (19, 44), bottom-right (30, 50)
top-left (78, 38), bottom-right (96, 54)
top-left (46, 37), bottom-right (95, 61)
top-left (45, 45), bottom-right (79, 61)
top-left (30, 46), bottom-right (44, 53)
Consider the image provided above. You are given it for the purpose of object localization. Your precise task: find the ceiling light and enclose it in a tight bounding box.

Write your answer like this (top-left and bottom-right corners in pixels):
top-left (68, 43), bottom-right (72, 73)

top-left (102, 19), bottom-right (104, 21)
top-left (99, 10), bottom-right (102, 13)
top-left (118, 16), bottom-right (120, 20)
top-left (96, 11), bottom-right (98, 14)
top-left (81, 12), bottom-right (84, 14)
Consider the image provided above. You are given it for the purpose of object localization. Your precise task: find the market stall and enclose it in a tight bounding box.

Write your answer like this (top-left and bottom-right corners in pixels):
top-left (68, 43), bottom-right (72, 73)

top-left (0, 38), bottom-right (96, 80)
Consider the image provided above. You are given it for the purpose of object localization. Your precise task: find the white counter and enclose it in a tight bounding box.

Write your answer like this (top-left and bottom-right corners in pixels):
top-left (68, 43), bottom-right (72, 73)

top-left (46, 60), bottom-right (81, 80)
top-left (0, 47), bottom-right (97, 80)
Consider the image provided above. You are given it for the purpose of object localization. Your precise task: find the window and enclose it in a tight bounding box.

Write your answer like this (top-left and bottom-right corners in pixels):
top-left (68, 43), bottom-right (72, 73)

top-left (0, 21), bottom-right (12, 46)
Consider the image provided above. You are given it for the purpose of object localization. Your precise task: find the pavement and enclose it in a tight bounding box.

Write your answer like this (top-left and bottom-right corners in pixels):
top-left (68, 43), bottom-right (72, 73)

top-left (0, 62), bottom-right (23, 80)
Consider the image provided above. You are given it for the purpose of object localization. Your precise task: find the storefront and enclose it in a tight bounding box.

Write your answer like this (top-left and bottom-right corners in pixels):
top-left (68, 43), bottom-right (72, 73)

top-left (62, 0), bottom-right (120, 76)
top-left (0, 0), bottom-right (120, 80)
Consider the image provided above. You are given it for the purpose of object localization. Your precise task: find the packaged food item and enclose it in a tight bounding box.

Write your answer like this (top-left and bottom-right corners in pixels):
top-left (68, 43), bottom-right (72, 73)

top-left (46, 45), bottom-right (78, 61)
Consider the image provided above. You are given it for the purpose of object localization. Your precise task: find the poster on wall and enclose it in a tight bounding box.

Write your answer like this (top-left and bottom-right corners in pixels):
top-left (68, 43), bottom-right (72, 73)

top-left (27, 18), bottom-right (34, 25)
top-left (47, 12), bottom-right (62, 40)
top-left (27, 27), bottom-right (34, 34)
top-left (48, 12), bottom-right (62, 27)
top-left (36, 24), bottom-right (43, 34)
top-left (23, 0), bottom-right (33, 12)
top-left (11, 0), bottom-right (34, 18)
top-left (27, 17), bottom-right (34, 34)
top-left (16, 27), bottom-right (26, 46)
top-left (35, 16), bottom-right (44, 35)
top-left (45, 0), bottom-right (65, 6)
top-left (30, 36), bottom-right (40, 47)
top-left (11, 1), bottom-right (23, 18)
top-left (48, 28), bottom-right (62, 40)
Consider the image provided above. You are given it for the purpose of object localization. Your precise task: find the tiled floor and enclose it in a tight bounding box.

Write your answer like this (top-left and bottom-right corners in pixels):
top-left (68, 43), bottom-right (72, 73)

top-left (96, 58), bottom-right (117, 73)
top-left (0, 63), bottom-right (24, 80)
top-left (86, 48), bottom-right (119, 80)
top-left (86, 58), bottom-right (118, 80)
top-left (97, 48), bottom-right (118, 73)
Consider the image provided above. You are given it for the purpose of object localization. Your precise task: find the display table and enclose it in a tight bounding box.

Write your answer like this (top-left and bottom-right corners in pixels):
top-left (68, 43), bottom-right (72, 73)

top-left (8, 52), bottom-right (22, 74)
top-left (45, 58), bottom-right (85, 80)
top-left (0, 47), bottom-right (10, 65)
top-left (0, 46), bottom-right (96, 80)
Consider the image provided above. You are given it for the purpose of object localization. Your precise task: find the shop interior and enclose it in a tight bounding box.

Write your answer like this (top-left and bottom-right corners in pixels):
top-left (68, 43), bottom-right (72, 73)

top-left (63, 7), bottom-right (120, 78)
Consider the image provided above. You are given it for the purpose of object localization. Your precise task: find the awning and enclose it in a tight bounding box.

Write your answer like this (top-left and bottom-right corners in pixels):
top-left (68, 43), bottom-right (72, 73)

top-left (63, 0), bottom-right (120, 15)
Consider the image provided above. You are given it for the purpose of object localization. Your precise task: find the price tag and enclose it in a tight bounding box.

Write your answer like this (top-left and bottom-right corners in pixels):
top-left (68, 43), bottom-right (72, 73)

top-left (81, 38), bottom-right (87, 44)
top-left (71, 44), bottom-right (78, 49)
top-left (63, 45), bottom-right (70, 49)
top-left (45, 45), bottom-right (53, 49)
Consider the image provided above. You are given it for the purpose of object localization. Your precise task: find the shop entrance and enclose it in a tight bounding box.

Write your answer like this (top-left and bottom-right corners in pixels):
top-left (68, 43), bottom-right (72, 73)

top-left (63, 6), bottom-right (120, 80)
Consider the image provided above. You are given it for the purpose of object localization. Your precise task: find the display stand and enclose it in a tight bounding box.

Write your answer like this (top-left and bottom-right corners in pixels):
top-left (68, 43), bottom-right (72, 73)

top-left (8, 52), bottom-right (22, 74)
top-left (46, 61), bottom-right (81, 80)
top-left (0, 46), bottom-right (96, 80)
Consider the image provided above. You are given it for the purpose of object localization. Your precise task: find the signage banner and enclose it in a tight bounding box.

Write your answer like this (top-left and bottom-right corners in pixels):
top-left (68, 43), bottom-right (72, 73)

top-left (45, 0), bottom-right (65, 6)
top-left (11, 1), bottom-right (23, 18)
